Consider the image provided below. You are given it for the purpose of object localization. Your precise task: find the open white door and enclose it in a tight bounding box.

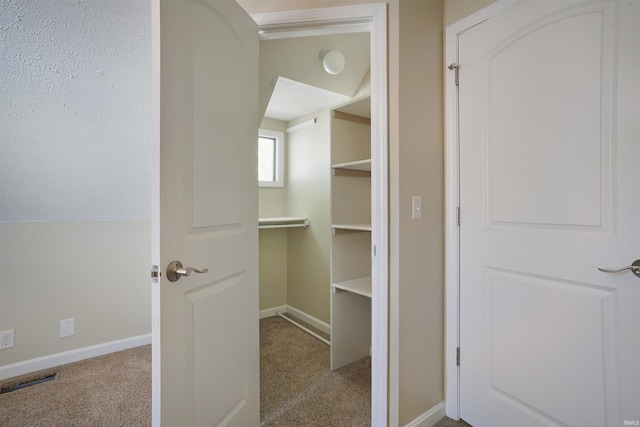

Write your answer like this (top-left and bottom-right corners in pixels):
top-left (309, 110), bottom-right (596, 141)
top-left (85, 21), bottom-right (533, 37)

top-left (457, 0), bottom-right (640, 426)
top-left (151, 0), bottom-right (259, 425)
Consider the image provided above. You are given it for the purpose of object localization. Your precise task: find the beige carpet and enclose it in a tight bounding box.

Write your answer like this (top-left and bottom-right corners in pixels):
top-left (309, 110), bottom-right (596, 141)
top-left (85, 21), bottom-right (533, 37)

top-left (0, 345), bottom-right (151, 426)
top-left (0, 318), bottom-right (464, 426)
top-left (433, 416), bottom-right (472, 427)
top-left (260, 316), bottom-right (371, 426)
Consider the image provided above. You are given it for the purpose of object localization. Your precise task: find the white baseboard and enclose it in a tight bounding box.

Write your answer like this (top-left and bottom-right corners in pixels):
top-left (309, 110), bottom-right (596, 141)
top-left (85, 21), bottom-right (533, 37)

top-left (259, 305), bottom-right (330, 336)
top-left (405, 401), bottom-right (446, 427)
top-left (285, 305), bottom-right (330, 335)
top-left (259, 305), bottom-right (288, 319)
top-left (0, 334), bottom-right (152, 381)
top-left (286, 305), bottom-right (330, 335)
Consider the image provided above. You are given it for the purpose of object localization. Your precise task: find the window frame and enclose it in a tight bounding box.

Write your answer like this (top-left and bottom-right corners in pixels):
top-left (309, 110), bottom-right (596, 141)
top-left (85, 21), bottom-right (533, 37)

top-left (258, 128), bottom-right (284, 188)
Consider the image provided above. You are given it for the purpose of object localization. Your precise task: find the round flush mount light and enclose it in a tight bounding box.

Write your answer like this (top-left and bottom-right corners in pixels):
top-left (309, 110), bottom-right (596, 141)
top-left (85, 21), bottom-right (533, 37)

top-left (319, 47), bottom-right (346, 75)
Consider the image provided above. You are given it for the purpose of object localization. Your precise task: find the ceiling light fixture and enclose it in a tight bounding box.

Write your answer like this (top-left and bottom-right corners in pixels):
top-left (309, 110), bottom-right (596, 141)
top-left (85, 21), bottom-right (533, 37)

top-left (319, 47), bottom-right (346, 75)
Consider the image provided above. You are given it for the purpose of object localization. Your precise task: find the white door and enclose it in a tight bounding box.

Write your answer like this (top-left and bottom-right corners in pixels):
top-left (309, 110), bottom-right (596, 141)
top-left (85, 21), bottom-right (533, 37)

top-left (151, 0), bottom-right (259, 425)
top-left (459, 1), bottom-right (640, 426)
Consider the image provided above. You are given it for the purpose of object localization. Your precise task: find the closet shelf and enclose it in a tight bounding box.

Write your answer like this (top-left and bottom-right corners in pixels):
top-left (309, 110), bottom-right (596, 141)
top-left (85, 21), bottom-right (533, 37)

top-left (332, 223), bottom-right (371, 232)
top-left (259, 217), bottom-right (310, 229)
top-left (332, 159), bottom-right (371, 172)
top-left (332, 277), bottom-right (372, 298)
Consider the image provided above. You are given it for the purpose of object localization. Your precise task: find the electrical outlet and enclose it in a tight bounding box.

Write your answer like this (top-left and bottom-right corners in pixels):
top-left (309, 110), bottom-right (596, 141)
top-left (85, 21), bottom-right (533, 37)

top-left (60, 318), bottom-right (75, 338)
top-left (0, 329), bottom-right (14, 350)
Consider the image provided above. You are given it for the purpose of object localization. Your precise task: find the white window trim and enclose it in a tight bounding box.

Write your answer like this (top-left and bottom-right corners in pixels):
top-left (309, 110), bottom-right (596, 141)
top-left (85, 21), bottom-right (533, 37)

top-left (258, 128), bottom-right (284, 188)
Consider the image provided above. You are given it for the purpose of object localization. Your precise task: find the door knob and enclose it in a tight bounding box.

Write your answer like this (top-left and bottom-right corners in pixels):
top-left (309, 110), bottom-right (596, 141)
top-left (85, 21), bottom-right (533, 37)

top-left (598, 259), bottom-right (640, 278)
top-left (166, 260), bottom-right (209, 282)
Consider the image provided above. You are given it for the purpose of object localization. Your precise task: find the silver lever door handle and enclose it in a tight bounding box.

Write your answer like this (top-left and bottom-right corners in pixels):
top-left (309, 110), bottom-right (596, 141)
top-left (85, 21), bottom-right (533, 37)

top-left (598, 259), bottom-right (640, 278)
top-left (166, 260), bottom-right (209, 282)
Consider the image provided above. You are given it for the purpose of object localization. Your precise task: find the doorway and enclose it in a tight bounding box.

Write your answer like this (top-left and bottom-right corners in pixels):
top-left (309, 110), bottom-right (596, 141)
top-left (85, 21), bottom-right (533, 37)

top-left (254, 6), bottom-right (387, 423)
top-left (149, 2), bottom-right (389, 424)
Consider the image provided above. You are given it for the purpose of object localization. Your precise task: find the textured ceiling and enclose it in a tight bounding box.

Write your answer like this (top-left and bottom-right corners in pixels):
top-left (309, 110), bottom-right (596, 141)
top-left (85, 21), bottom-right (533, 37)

top-left (264, 77), bottom-right (351, 122)
top-left (260, 32), bottom-right (370, 122)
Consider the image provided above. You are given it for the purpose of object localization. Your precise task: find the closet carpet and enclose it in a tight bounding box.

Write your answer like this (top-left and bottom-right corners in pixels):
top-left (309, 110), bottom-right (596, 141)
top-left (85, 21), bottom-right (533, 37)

top-left (260, 316), bottom-right (371, 426)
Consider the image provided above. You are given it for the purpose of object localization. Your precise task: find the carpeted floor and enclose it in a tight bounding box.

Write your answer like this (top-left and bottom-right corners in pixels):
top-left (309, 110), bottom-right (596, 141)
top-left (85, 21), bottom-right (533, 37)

top-left (0, 345), bottom-right (151, 426)
top-left (433, 416), bottom-right (472, 427)
top-left (260, 316), bottom-right (371, 426)
top-left (0, 317), bottom-right (466, 426)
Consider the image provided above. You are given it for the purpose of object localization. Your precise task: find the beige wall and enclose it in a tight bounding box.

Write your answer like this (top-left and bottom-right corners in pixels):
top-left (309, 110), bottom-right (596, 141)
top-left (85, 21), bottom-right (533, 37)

top-left (0, 221), bottom-right (150, 365)
top-left (395, 1), bottom-right (445, 424)
top-left (258, 228), bottom-right (288, 310)
top-left (286, 110), bottom-right (332, 323)
top-left (444, 0), bottom-right (498, 26)
top-left (258, 118), bottom-right (288, 311)
top-left (257, 111), bottom-right (332, 324)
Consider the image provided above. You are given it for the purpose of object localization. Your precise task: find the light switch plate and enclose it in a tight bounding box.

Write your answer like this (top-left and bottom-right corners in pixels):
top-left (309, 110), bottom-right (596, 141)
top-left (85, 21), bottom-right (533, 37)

top-left (412, 196), bottom-right (422, 219)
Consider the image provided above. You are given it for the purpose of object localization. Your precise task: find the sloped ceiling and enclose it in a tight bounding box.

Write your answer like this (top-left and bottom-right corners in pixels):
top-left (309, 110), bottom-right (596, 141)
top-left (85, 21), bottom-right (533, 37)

top-left (264, 77), bottom-right (351, 122)
top-left (260, 32), bottom-right (370, 122)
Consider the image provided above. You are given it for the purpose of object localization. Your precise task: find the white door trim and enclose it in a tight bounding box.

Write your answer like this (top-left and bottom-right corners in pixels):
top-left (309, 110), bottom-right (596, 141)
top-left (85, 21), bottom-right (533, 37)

top-left (443, 0), bottom-right (519, 420)
top-left (253, 4), bottom-right (389, 426)
top-left (150, 2), bottom-right (160, 423)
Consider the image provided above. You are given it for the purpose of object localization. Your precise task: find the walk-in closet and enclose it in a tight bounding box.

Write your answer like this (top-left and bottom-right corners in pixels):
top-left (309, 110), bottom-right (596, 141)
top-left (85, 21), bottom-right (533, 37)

top-left (256, 30), bottom-right (375, 423)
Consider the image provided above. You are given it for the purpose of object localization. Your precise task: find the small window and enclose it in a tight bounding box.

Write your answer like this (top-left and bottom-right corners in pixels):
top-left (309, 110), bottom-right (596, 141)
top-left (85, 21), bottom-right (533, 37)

top-left (258, 129), bottom-right (284, 187)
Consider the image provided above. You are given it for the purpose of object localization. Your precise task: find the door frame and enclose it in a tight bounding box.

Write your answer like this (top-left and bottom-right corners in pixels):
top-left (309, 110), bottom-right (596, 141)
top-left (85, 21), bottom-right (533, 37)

top-left (252, 4), bottom-right (389, 425)
top-left (443, 0), bottom-right (519, 420)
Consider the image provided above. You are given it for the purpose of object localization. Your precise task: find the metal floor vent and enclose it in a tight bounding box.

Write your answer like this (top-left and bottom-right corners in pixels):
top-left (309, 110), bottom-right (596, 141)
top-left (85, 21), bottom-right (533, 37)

top-left (0, 373), bottom-right (57, 394)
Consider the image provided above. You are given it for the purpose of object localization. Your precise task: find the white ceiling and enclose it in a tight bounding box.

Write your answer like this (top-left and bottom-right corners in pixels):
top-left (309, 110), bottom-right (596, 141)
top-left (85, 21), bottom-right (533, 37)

top-left (260, 32), bottom-right (370, 123)
top-left (264, 77), bottom-right (351, 122)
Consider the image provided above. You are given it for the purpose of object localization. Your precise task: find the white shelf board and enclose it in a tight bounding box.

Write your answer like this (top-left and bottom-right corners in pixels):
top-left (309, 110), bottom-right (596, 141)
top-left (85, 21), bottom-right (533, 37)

top-left (332, 277), bottom-right (372, 298)
top-left (259, 217), bottom-right (309, 229)
top-left (332, 159), bottom-right (371, 172)
top-left (332, 223), bottom-right (371, 232)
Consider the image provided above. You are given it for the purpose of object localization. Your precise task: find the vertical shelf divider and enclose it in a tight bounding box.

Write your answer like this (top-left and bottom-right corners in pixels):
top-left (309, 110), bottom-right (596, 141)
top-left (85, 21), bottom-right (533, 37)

top-left (330, 96), bottom-right (373, 370)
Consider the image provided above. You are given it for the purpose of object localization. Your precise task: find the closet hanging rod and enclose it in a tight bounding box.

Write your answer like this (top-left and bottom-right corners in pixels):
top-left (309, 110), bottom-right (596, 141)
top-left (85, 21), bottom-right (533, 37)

top-left (259, 217), bottom-right (310, 229)
top-left (286, 118), bottom-right (316, 133)
top-left (259, 223), bottom-right (308, 229)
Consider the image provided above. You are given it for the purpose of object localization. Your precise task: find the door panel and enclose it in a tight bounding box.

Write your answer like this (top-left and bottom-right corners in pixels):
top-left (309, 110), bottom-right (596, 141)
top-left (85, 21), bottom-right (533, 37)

top-left (152, 0), bottom-right (259, 425)
top-left (189, 273), bottom-right (249, 425)
top-left (485, 6), bottom-right (611, 230)
top-left (191, 0), bottom-right (250, 228)
top-left (459, 1), bottom-right (640, 426)
top-left (485, 269), bottom-right (616, 426)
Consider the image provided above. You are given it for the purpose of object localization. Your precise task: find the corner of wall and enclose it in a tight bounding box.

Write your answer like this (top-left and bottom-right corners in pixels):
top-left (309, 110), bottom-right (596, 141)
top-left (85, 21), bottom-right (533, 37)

top-left (396, 0), bottom-right (446, 425)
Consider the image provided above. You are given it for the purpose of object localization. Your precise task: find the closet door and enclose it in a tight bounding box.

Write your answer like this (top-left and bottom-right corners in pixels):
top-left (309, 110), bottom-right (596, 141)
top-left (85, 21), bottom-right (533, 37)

top-left (152, 0), bottom-right (259, 424)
